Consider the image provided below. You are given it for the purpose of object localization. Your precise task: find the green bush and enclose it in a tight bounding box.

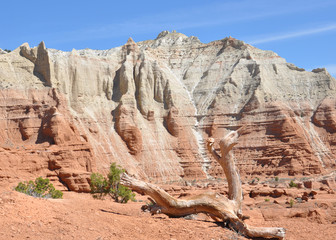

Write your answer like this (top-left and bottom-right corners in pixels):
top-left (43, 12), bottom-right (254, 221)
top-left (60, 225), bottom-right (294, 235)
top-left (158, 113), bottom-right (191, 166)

top-left (289, 180), bottom-right (298, 188)
top-left (90, 163), bottom-right (135, 203)
top-left (289, 199), bottom-right (295, 208)
top-left (15, 177), bottom-right (63, 199)
top-left (264, 198), bottom-right (270, 202)
top-left (90, 172), bottom-right (108, 199)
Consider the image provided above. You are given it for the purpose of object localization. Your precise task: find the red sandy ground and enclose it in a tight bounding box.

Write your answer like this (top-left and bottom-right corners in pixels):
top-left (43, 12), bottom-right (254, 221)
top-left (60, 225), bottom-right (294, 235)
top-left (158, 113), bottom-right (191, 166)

top-left (1, 184), bottom-right (336, 240)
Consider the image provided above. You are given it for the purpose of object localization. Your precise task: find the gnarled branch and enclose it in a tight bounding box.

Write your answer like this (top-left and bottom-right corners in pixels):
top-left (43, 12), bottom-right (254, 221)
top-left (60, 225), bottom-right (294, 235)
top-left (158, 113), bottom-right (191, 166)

top-left (120, 129), bottom-right (285, 239)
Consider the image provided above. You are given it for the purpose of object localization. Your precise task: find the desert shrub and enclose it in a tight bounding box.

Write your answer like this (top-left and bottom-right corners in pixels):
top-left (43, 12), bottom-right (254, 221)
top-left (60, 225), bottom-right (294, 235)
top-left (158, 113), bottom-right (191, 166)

top-left (265, 198), bottom-right (270, 202)
top-left (289, 199), bottom-right (295, 208)
top-left (289, 180), bottom-right (298, 188)
top-left (275, 177), bottom-right (279, 182)
top-left (90, 163), bottom-right (135, 203)
top-left (15, 177), bottom-right (63, 199)
top-left (90, 172), bottom-right (108, 199)
top-left (250, 177), bottom-right (260, 184)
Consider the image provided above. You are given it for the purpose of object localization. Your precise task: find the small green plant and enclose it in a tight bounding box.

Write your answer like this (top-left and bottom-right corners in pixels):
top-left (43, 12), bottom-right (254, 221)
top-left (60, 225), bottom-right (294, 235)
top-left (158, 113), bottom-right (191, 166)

top-left (275, 177), bottom-right (279, 182)
top-left (289, 199), bottom-right (295, 208)
top-left (90, 163), bottom-right (135, 203)
top-left (289, 180), bottom-right (298, 188)
top-left (15, 177), bottom-right (63, 199)
top-left (265, 198), bottom-right (270, 202)
top-left (90, 172), bottom-right (108, 199)
top-left (250, 177), bottom-right (260, 184)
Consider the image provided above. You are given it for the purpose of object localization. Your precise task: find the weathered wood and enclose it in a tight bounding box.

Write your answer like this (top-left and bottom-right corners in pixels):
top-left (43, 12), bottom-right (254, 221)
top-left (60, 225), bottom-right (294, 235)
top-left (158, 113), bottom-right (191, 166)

top-left (207, 131), bottom-right (243, 216)
top-left (120, 129), bottom-right (286, 239)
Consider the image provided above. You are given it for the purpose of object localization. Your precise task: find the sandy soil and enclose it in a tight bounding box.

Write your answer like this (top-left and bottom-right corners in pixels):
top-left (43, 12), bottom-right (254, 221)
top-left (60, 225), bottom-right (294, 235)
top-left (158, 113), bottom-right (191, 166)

top-left (1, 184), bottom-right (336, 240)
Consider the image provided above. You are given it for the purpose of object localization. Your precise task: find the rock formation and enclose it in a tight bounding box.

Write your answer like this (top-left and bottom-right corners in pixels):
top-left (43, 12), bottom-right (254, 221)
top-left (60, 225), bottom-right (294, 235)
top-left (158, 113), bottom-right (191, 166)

top-left (0, 31), bottom-right (336, 191)
top-left (0, 88), bottom-right (95, 192)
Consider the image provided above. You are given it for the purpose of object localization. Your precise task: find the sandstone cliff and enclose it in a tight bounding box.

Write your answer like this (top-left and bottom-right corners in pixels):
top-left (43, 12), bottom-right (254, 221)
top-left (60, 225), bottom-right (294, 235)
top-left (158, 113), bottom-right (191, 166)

top-left (0, 31), bottom-right (335, 191)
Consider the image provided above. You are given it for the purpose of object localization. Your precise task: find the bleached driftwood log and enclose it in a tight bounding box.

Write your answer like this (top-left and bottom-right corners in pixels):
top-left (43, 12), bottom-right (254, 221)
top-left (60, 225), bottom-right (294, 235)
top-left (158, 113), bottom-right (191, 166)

top-left (120, 130), bottom-right (286, 239)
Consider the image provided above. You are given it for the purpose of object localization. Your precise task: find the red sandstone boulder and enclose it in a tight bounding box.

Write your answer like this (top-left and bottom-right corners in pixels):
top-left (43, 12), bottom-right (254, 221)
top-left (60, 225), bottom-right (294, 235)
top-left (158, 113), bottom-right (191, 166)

top-left (58, 169), bottom-right (91, 192)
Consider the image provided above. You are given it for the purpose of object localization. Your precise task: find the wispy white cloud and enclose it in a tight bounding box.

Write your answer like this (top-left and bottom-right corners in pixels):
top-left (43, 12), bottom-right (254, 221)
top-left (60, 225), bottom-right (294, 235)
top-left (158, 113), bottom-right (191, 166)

top-left (248, 24), bottom-right (336, 45)
top-left (47, 0), bottom-right (336, 46)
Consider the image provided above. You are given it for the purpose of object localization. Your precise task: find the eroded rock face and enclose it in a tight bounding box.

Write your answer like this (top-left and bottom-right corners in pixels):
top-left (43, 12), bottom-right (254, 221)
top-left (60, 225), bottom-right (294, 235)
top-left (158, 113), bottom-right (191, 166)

top-left (1, 31), bottom-right (336, 190)
top-left (0, 88), bottom-right (96, 192)
top-left (115, 103), bottom-right (143, 155)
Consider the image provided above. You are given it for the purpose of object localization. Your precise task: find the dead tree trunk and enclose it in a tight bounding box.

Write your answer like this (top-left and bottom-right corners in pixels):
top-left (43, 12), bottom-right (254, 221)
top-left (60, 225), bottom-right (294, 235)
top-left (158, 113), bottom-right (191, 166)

top-left (120, 130), bottom-right (286, 239)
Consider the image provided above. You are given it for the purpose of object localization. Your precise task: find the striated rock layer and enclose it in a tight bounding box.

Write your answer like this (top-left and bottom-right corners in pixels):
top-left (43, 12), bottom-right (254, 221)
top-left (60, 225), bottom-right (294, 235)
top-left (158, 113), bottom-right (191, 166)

top-left (0, 31), bottom-right (336, 191)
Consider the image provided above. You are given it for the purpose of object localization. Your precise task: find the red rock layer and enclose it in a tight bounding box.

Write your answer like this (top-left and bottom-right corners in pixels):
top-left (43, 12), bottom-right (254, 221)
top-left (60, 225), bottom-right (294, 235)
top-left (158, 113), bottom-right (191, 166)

top-left (0, 89), bottom-right (96, 192)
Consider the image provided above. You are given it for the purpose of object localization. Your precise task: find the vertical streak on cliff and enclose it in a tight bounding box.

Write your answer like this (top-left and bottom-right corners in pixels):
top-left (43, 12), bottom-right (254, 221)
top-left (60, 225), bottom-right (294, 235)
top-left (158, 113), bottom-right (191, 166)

top-left (307, 122), bottom-right (330, 168)
top-left (186, 85), bottom-right (213, 179)
top-left (181, 54), bottom-right (214, 179)
top-left (193, 119), bottom-right (213, 179)
top-left (0, 90), bottom-right (10, 143)
top-left (294, 115), bottom-right (329, 168)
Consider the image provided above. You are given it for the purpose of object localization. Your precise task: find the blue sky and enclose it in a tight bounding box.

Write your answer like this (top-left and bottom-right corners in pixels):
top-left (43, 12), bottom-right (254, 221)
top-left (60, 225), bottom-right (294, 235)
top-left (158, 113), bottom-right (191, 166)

top-left (1, 0), bottom-right (336, 77)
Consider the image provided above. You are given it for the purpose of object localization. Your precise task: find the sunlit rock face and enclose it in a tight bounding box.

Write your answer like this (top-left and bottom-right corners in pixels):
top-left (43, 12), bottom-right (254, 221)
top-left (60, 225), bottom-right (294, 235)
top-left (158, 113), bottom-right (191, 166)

top-left (0, 31), bottom-right (335, 191)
